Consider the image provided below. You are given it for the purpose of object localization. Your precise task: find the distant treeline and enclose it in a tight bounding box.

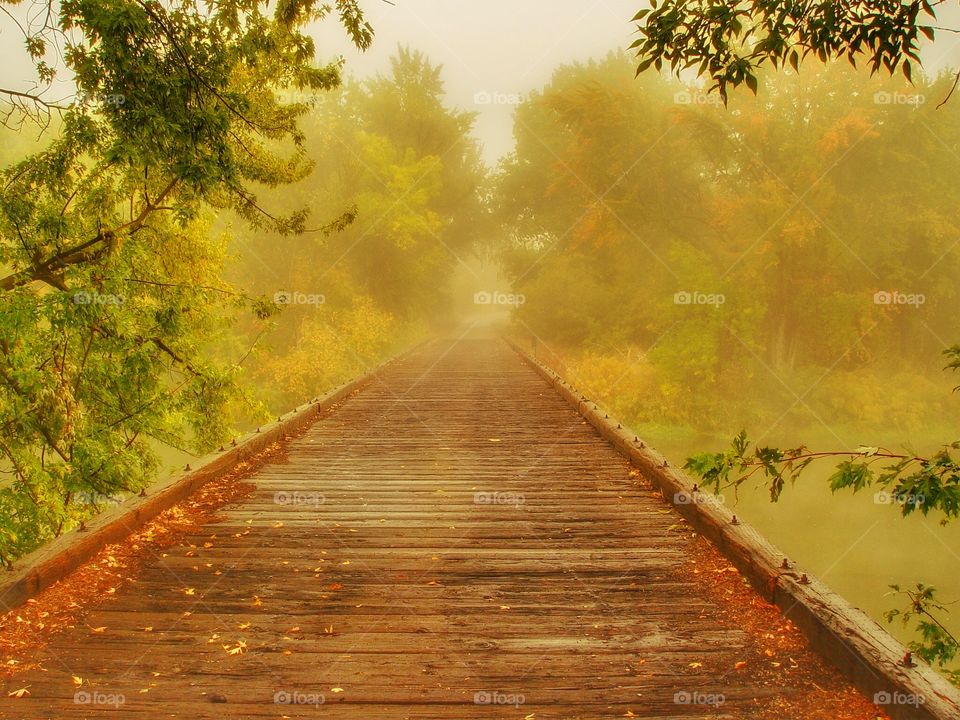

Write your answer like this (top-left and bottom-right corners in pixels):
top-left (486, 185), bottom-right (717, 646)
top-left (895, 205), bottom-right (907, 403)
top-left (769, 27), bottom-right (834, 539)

top-left (225, 47), bottom-right (488, 412)
top-left (495, 54), bottom-right (960, 439)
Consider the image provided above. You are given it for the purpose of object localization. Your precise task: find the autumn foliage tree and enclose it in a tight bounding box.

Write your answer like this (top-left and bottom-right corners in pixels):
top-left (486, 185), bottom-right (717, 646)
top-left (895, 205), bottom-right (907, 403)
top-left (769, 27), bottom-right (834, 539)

top-left (0, 0), bottom-right (373, 563)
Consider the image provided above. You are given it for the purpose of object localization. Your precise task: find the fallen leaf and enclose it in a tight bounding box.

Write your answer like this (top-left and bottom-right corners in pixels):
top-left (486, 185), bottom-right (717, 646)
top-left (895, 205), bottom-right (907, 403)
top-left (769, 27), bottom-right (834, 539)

top-left (226, 640), bottom-right (247, 656)
top-left (8, 688), bottom-right (30, 698)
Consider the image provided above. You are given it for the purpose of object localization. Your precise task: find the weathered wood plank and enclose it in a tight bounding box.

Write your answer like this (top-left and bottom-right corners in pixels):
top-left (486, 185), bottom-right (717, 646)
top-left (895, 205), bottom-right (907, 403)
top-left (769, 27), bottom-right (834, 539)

top-left (0, 336), bottom-right (890, 719)
top-left (511, 338), bottom-right (960, 720)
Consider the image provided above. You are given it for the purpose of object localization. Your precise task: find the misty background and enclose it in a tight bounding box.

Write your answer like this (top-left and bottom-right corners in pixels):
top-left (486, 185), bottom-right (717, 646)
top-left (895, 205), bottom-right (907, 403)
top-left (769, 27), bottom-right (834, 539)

top-left (3, 0), bottom-right (960, 669)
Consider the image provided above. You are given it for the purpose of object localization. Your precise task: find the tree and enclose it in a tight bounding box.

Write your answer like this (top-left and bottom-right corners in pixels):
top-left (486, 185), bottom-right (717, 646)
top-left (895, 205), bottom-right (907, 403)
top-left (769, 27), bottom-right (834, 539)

top-left (228, 48), bottom-right (488, 411)
top-left (629, 0), bottom-right (960, 680)
top-left (499, 53), bottom-right (960, 680)
top-left (631, 0), bottom-right (943, 101)
top-left (0, 0), bottom-right (372, 564)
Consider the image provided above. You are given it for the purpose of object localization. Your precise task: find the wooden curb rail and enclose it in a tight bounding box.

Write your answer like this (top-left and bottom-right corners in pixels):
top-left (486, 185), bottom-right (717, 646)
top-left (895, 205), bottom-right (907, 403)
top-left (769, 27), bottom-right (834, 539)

top-left (509, 338), bottom-right (960, 720)
top-left (0, 342), bottom-right (428, 614)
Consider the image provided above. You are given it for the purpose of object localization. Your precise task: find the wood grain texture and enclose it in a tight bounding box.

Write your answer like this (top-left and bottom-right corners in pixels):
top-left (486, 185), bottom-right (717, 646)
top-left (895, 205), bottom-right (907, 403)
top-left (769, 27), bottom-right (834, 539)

top-left (0, 344), bottom-right (423, 614)
top-left (512, 338), bottom-right (960, 720)
top-left (0, 336), bottom-right (894, 719)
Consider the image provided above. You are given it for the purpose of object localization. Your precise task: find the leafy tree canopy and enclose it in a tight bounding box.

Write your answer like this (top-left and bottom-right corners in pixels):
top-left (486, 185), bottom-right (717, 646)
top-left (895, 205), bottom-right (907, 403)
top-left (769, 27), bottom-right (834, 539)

top-left (0, 0), bottom-right (372, 564)
top-left (631, 0), bottom-right (944, 100)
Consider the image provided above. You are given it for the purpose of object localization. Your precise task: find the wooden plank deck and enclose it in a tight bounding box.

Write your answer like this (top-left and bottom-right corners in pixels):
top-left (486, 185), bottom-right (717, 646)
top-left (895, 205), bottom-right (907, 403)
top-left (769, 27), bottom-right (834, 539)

top-left (1, 336), bottom-right (878, 718)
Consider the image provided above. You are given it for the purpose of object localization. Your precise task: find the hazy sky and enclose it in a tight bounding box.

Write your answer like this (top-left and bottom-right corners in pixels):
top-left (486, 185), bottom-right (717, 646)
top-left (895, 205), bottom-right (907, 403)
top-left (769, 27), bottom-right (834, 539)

top-left (3, 1), bottom-right (960, 165)
top-left (310, 0), bottom-right (640, 163)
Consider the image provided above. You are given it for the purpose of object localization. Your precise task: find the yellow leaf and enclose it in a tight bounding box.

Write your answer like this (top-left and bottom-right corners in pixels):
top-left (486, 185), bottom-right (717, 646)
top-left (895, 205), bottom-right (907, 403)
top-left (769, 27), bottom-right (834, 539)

top-left (71, 676), bottom-right (83, 686)
top-left (8, 688), bottom-right (30, 698)
top-left (330, 687), bottom-right (344, 693)
top-left (90, 626), bottom-right (107, 633)
top-left (688, 662), bottom-right (702, 668)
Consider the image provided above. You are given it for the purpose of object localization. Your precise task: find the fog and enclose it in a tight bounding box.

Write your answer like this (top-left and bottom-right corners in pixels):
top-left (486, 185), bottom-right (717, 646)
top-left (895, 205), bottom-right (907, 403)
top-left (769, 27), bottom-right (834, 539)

top-left (3, 0), bottom-right (960, 690)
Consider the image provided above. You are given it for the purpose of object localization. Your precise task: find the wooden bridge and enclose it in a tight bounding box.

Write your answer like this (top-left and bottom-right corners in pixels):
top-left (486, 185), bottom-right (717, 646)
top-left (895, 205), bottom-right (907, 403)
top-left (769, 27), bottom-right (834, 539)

top-left (1, 335), bottom-right (957, 718)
